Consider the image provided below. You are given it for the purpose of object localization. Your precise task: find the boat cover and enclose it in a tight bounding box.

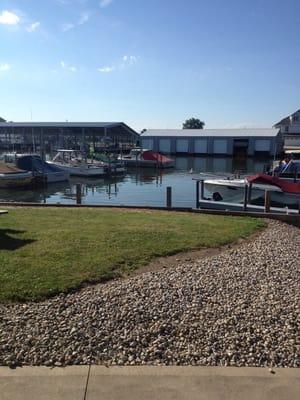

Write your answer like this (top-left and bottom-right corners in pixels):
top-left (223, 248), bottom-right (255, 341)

top-left (16, 155), bottom-right (63, 173)
top-left (247, 173), bottom-right (300, 194)
top-left (141, 150), bottom-right (173, 163)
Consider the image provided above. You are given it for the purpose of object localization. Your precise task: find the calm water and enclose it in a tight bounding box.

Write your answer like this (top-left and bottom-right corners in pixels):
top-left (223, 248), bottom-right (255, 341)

top-left (0, 156), bottom-right (270, 208)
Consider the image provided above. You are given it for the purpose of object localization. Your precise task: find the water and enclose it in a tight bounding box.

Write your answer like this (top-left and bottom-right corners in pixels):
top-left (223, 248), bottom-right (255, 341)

top-left (0, 156), bottom-right (270, 208)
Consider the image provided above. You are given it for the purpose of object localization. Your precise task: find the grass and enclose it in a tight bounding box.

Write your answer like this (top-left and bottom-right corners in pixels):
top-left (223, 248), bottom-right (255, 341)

top-left (0, 208), bottom-right (266, 302)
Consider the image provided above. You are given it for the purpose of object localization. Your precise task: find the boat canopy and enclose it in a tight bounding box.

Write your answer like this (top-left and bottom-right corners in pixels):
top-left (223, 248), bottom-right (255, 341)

top-left (247, 173), bottom-right (300, 194)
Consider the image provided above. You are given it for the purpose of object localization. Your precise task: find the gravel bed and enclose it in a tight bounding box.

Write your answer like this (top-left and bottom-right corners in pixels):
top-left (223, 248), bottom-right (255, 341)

top-left (0, 220), bottom-right (299, 368)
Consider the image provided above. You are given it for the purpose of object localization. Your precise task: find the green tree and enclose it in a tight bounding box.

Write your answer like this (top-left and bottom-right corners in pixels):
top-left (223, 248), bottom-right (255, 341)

top-left (182, 118), bottom-right (205, 129)
top-left (0, 117), bottom-right (6, 122)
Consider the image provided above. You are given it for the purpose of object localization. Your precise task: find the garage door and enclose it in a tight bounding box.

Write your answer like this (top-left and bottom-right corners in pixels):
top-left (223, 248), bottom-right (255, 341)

top-left (141, 138), bottom-right (154, 150)
top-left (255, 140), bottom-right (270, 152)
top-left (213, 158), bottom-right (227, 172)
top-left (194, 139), bottom-right (208, 153)
top-left (159, 139), bottom-right (171, 153)
top-left (176, 139), bottom-right (189, 153)
top-left (213, 139), bottom-right (227, 154)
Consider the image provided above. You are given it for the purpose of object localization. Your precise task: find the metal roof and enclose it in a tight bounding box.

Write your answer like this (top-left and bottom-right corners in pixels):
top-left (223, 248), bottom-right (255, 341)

top-left (0, 121), bottom-right (138, 135)
top-left (0, 122), bottom-right (120, 127)
top-left (141, 128), bottom-right (280, 138)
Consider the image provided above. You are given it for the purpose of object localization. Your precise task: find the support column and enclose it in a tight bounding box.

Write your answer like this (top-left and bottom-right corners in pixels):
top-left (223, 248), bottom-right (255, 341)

top-left (40, 128), bottom-right (45, 160)
top-left (81, 128), bottom-right (85, 152)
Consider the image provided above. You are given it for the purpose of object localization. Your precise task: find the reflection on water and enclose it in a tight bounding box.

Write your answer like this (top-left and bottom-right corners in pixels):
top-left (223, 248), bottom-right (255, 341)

top-left (0, 156), bottom-right (271, 208)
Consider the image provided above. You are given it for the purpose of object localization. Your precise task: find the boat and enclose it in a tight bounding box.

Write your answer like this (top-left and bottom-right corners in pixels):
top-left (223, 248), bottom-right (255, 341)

top-left (0, 162), bottom-right (35, 189)
top-left (2, 153), bottom-right (69, 183)
top-left (91, 152), bottom-right (126, 175)
top-left (118, 148), bottom-right (174, 168)
top-left (203, 173), bottom-right (300, 208)
top-left (48, 150), bottom-right (107, 177)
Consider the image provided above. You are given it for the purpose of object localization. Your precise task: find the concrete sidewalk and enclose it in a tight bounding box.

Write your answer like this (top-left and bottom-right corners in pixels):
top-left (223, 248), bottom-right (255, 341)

top-left (0, 366), bottom-right (299, 400)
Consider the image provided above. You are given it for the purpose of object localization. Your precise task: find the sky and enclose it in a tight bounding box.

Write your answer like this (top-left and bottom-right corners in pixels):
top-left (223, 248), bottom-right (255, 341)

top-left (0, 0), bottom-right (300, 131)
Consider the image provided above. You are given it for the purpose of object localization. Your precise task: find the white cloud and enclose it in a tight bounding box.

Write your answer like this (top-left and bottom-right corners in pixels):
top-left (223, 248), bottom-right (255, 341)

top-left (62, 11), bottom-right (90, 32)
top-left (26, 21), bottom-right (40, 32)
top-left (0, 10), bottom-right (20, 25)
top-left (98, 66), bottom-right (115, 73)
top-left (79, 12), bottom-right (89, 25)
top-left (0, 63), bottom-right (11, 72)
top-left (98, 55), bottom-right (139, 74)
top-left (60, 61), bottom-right (77, 72)
top-left (122, 55), bottom-right (138, 65)
top-left (62, 22), bottom-right (75, 32)
top-left (99, 0), bottom-right (113, 8)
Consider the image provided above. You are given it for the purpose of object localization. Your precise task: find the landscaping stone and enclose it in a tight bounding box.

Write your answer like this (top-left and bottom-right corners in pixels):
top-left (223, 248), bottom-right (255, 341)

top-left (0, 220), bottom-right (299, 367)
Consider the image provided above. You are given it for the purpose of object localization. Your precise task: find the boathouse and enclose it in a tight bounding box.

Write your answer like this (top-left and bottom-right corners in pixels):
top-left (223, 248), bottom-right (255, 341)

top-left (140, 128), bottom-right (282, 156)
top-left (0, 122), bottom-right (138, 152)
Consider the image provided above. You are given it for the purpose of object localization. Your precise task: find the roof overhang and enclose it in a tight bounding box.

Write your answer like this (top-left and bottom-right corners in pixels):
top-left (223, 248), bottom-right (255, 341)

top-left (0, 122), bottom-right (139, 137)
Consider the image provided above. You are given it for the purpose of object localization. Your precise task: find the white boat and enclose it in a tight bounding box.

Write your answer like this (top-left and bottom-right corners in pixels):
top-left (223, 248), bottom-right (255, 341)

top-left (0, 163), bottom-right (34, 189)
top-left (48, 150), bottom-right (107, 177)
top-left (118, 148), bottom-right (174, 168)
top-left (203, 174), bottom-right (300, 207)
top-left (3, 153), bottom-right (69, 183)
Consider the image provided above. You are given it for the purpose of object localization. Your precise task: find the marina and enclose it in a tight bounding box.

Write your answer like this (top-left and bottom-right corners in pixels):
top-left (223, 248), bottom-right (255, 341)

top-left (0, 155), bottom-right (297, 210)
top-left (0, 111), bottom-right (300, 211)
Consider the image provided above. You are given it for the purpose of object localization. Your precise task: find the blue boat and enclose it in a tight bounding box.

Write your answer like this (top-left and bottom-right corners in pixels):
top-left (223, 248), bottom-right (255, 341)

top-left (2, 154), bottom-right (69, 183)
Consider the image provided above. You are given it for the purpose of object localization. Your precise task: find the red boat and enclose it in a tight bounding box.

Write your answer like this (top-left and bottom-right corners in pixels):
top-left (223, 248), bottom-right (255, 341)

top-left (119, 148), bottom-right (174, 168)
top-left (247, 173), bottom-right (300, 195)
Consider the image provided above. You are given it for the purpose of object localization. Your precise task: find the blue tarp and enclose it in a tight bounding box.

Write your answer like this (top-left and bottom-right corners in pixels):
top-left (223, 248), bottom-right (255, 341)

top-left (16, 155), bottom-right (62, 173)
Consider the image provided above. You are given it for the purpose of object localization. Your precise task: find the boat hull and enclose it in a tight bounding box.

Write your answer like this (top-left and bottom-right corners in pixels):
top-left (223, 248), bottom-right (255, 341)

top-left (204, 180), bottom-right (299, 207)
top-left (0, 172), bottom-right (34, 189)
top-left (47, 162), bottom-right (106, 177)
top-left (44, 171), bottom-right (70, 183)
top-left (120, 158), bottom-right (174, 168)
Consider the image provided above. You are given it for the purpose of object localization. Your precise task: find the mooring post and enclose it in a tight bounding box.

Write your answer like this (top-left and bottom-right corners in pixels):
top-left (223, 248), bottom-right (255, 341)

top-left (298, 201), bottom-right (300, 215)
top-left (166, 186), bottom-right (172, 208)
top-left (200, 179), bottom-right (205, 201)
top-left (76, 184), bottom-right (82, 205)
top-left (247, 182), bottom-right (252, 204)
top-left (196, 180), bottom-right (200, 208)
top-left (243, 184), bottom-right (248, 211)
top-left (264, 190), bottom-right (270, 213)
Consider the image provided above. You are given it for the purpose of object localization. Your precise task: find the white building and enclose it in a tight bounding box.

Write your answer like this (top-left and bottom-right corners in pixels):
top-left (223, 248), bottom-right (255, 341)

top-left (274, 109), bottom-right (300, 152)
top-left (140, 128), bottom-right (281, 156)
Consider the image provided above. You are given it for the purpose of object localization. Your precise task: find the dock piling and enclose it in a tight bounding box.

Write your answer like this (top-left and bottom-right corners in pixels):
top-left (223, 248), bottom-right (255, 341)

top-left (196, 181), bottom-right (200, 208)
top-left (76, 184), bottom-right (82, 205)
top-left (264, 190), bottom-right (271, 213)
top-left (243, 184), bottom-right (248, 211)
top-left (247, 182), bottom-right (252, 204)
top-left (166, 186), bottom-right (172, 208)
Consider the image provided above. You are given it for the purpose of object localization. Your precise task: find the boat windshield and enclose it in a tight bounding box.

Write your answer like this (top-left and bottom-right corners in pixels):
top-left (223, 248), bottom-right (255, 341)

top-left (282, 160), bottom-right (300, 173)
top-left (130, 148), bottom-right (142, 156)
top-left (53, 150), bottom-right (86, 163)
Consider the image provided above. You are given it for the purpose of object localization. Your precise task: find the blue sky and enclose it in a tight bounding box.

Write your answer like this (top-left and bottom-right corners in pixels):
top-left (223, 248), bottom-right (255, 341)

top-left (0, 0), bottom-right (300, 131)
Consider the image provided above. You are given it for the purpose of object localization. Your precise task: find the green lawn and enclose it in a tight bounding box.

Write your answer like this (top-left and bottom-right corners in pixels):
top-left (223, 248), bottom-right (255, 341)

top-left (0, 208), bottom-right (265, 302)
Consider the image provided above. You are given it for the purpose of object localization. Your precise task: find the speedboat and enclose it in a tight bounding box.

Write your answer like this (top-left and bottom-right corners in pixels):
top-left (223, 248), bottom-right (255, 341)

top-left (118, 148), bottom-right (174, 168)
top-left (203, 173), bottom-right (300, 208)
top-left (48, 150), bottom-right (107, 177)
top-left (3, 153), bottom-right (69, 183)
top-left (0, 162), bottom-right (34, 189)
